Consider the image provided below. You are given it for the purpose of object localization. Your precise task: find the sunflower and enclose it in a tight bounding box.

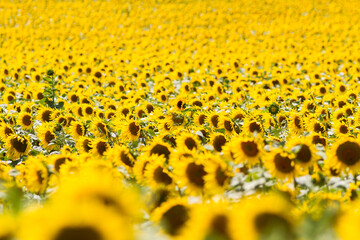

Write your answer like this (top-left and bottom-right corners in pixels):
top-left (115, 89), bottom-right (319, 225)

top-left (151, 198), bottom-right (191, 238)
top-left (208, 133), bottom-right (228, 152)
top-left (204, 154), bottom-right (234, 195)
top-left (76, 137), bottom-right (93, 154)
top-left (306, 118), bottom-right (327, 135)
top-left (176, 132), bottom-right (201, 151)
top-left (333, 120), bottom-right (351, 136)
top-left (0, 215), bottom-right (15, 240)
top-left (193, 111), bottom-right (207, 126)
top-left (18, 112), bottom-right (33, 130)
top-left (19, 202), bottom-right (134, 240)
top-left (47, 153), bottom-right (75, 173)
top-left (144, 155), bottom-right (174, 189)
top-left (133, 153), bottom-right (151, 183)
top-left (227, 135), bottom-right (263, 166)
top-left (121, 119), bottom-right (141, 141)
top-left (105, 145), bottom-right (135, 172)
top-left (265, 148), bottom-right (297, 180)
top-left (37, 107), bottom-right (54, 123)
top-left (90, 118), bottom-right (110, 138)
top-left (326, 137), bottom-right (360, 173)
top-left (16, 157), bottom-right (48, 194)
top-left (144, 138), bottom-right (173, 160)
top-left (0, 124), bottom-right (15, 141)
top-left (90, 139), bottom-right (109, 157)
top-left (243, 118), bottom-right (263, 135)
top-left (207, 111), bottom-right (221, 129)
top-left (286, 137), bottom-right (317, 170)
top-left (289, 113), bottom-right (304, 135)
top-left (235, 194), bottom-right (296, 240)
top-left (69, 121), bottom-right (85, 139)
top-left (37, 123), bottom-right (57, 149)
top-left (53, 167), bottom-right (141, 221)
top-left (182, 202), bottom-right (238, 240)
top-left (5, 134), bottom-right (31, 160)
top-left (174, 156), bottom-right (208, 195)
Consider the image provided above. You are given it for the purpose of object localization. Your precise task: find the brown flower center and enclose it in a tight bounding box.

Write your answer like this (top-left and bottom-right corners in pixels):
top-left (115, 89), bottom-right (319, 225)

top-left (160, 205), bottom-right (189, 236)
top-left (336, 141), bottom-right (360, 166)
top-left (129, 122), bottom-right (140, 136)
top-left (241, 141), bottom-right (259, 157)
top-left (54, 226), bottom-right (102, 240)
top-left (150, 144), bottom-right (171, 159)
top-left (10, 137), bottom-right (28, 153)
top-left (274, 153), bottom-right (294, 173)
top-left (186, 162), bottom-right (206, 187)
top-left (213, 135), bottom-right (227, 152)
top-left (45, 131), bottom-right (55, 144)
top-left (184, 137), bottom-right (197, 150)
top-left (296, 145), bottom-right (311, 163)
top-left (153, 166), bottom-right (172, 185)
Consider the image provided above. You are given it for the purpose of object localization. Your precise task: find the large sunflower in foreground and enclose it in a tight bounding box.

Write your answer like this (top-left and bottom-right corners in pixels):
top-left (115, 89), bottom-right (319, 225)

top-left (181, 202), bottom-right (238, 240)
top-left (5, 134), bottom-right (31, 160)
top-left (18, 202), bottom-right (134, 240)
top-left (235, 194), bottom-right (297, 240)
top-left (151, 198), bottom-right (191, 238)
top-left (326, 137), bottom-right (360, 173)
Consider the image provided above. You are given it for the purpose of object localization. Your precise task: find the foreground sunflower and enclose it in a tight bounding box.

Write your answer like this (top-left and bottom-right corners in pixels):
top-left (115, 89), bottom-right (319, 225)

top-left (235, 194), bottom-right (297, 240)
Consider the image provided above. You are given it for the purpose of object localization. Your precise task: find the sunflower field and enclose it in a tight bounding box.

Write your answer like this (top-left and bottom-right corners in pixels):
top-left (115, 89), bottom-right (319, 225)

top-left (1, 0), bottom-right (360, 239)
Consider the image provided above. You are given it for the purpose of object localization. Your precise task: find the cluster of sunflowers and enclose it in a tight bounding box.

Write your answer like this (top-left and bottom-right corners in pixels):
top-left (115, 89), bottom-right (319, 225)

top-left (1, 0), bottom-right (360, 239)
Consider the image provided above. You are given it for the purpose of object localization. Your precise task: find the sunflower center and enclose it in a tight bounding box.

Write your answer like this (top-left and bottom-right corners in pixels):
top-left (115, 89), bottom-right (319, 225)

top-left (255, 213), bottom-right (292, 238)
top-left (213, 135), bottom-right (227, 152)
top-left (120, 151), bottom-right (134, 167)
top-left (22, 115), bottom-right (32, 126)
top-left (54, 157), bottom-right (69, 172)
top-left (184, 137), bottom-right (196, 150)
top-left (45, 131), bottom-right (55, 144)
top-left (10, 138), bottom-right (28, 153)
top-left (83, 139), bottom-right (92, 152)
top-left (215, 167), bottom-right (228, 186)
top-left (336, 141), bottom-right (360, 166)
top-left (241, 141), bottom-right (259, 157)
top-left (138, 110), bottom-right (145, 118)
top-left (296, 145), bottom-right (311, 163)
top-left (211, 115), bottom-right (219, 128)
top-left (129, 122), bottom-right (140, 136)
top-left (249, 122), bottom-right (261, 133)
top-left (96, 123), bottom-right (106, 134)
top-left (150, 144), bottom-right (171, 159)
top-left (274, 153), bottom-right (294, 173)
top-left (154, 166), bottom-right (172, 185)
top-left (76, 124), bottom-right (84, 136)
top-left (186, 162), bottom-right (206, 187)
top-left (198, 114), bottom-right (205, 125)
top-left (294, 117), bottom-right (302, 129)
top-left (36, 170), bottom-right (45, 184)
top-left (42, 110), bottom-right (52, 122)
top-left (5, 127), bottom-right (14, 137)
top-left (96, 142), bottom-right (108, 156)
top-left (340, 125), bottom-right (348, 134)
top-left (224, 120), bottom-right (233, 132)
top-left (164, 123), bottom-right (171, 131)
top-left (54, 226), bottom-right (102, 240)
top-left (172, 114), bottom-right (184, 125)
top-left (160, 205), bottom-right (189, 236)
top-left (314, 123), bottom-right (325, 134)
top-left (206, 214), bottom-right (231, 240)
